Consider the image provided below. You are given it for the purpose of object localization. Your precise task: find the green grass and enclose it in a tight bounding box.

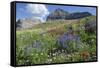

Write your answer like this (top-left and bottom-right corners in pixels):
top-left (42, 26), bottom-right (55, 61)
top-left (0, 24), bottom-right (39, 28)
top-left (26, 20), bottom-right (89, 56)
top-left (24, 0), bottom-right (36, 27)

top-left (16, 16), bottom-right (97, 65)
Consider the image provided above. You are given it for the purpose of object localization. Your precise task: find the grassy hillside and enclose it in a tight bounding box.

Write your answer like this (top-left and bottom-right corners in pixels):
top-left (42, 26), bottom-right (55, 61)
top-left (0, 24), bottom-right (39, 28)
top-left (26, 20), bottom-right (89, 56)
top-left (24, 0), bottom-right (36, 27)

top-left (16, 16), bottom-right (97, 65)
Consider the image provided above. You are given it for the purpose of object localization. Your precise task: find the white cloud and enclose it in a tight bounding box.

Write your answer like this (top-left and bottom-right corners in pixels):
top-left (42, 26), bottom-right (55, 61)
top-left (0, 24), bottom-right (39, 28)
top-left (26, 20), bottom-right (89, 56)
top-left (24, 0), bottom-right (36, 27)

top-left (26, 4), bottom-right (49, 22)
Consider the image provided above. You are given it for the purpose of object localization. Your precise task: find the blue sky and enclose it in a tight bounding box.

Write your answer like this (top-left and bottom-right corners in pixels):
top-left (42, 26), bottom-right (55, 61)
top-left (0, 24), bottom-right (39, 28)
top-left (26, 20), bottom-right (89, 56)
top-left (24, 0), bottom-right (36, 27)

top-left (16, 3), bottom-right (96, 22)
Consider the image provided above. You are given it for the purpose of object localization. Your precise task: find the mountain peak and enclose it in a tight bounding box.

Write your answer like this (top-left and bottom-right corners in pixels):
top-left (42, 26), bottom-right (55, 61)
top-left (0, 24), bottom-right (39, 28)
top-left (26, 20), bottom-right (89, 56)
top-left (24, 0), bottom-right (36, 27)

top-left (47, 8), bottom-right (92, 20)
top-left (47, 8), bottom-right (69, 20)
top-left (55, 8), bottom-right (65, 12)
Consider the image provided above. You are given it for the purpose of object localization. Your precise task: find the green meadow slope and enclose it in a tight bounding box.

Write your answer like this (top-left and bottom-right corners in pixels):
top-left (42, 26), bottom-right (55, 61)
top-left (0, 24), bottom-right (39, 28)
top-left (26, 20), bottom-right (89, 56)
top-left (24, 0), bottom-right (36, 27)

top-left (16, 16), bottom-right (97, 65)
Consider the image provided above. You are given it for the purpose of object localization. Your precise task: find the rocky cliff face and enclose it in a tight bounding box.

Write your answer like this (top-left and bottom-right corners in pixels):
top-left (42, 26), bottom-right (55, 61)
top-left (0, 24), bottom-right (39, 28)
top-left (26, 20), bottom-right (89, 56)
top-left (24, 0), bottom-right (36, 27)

top-left (66, 12), bottom-right (92, 19)
top-left (47, 8), bottom-right (92, 20)
top-left (47, 8), bottom-right (69, 21)
top-left (16, 18), bottom-right (40, 30)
